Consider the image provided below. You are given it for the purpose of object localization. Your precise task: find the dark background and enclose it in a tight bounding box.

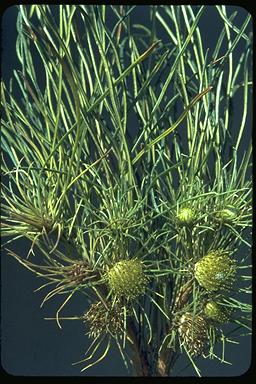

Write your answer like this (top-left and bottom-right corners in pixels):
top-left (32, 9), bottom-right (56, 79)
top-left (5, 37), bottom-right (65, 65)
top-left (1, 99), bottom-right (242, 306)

top-left (1, 5), bottom-right (252, 377)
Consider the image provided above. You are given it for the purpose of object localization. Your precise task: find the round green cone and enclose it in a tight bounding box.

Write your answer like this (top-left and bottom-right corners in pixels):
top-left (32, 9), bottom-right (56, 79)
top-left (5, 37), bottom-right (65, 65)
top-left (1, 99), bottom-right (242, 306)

top-left (217, 205), bottom-right (238, 222)
top-left (204, 301), bottom-right (230, 323)
top-left (177, 207), bottom-right (195, 225)
top-left (107, 259), bottom-right (147, 299)
top-left (194, 251), bottom-right (236, 291)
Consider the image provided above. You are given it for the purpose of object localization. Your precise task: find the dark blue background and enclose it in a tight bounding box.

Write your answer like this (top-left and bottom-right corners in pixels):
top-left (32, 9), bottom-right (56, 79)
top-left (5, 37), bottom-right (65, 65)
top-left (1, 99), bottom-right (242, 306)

top-left (1, 5), bottom-right (252, 377)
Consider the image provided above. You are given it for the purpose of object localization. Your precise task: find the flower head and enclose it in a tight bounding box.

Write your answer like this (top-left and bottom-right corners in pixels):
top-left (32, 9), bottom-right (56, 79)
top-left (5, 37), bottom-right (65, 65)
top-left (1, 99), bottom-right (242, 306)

top-left (177, 207), bottom-right (196, 225)
top-left (194, 250), bottom-right (237, 291)
top-left (217, 205), bottom-right (238, 222)
top-left (204, 301), bottom-right (230, 323)
top-left (83, 301), bottom-right (124, 338)
top-left (178, 312), bottom-right (208, 356)
top-left (107, 259), bottom-right (148, 299)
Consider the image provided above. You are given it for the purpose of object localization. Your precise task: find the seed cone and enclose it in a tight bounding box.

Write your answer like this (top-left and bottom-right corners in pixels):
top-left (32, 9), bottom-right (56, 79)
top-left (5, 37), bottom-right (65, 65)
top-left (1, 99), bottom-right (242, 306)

top-left (194, 250), bottom-right (236, 291)
top-left (204, 301), bottom-right (230, 323)
top-left (83, 301), bottom-right (124, 338)
top-left (177, 207), bottom-right (195, 225)
top-left (178, 312), bottom-right (208, 356)
top-left (107, 259), bottom-right (147, 299)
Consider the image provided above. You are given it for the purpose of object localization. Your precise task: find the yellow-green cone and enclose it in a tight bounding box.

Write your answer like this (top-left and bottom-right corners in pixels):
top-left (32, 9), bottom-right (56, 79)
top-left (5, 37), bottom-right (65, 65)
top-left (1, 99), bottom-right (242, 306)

top-left (194, 250), bottom-right (236, 291)
top-left (217, 205), bottom-right (238, 222)
top-left (178, 312), bottom-right (208, 356)
top-left (177, 207), bottom-right (195, 225)
top-left (204, 301), bottom-right (230, 323)
top-left (107, 259), bottom-right (147, 299)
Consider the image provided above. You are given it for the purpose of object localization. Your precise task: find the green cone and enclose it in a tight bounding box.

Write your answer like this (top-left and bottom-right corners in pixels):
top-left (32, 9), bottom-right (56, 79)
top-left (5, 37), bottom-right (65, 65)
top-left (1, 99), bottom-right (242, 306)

top-left (217, 205), bottom-right (238, 222)
top-left (204, 301), bottom-right (230, 323)
top-left (177, 207), bottom-right (196, 225)
top-left (194, 250), bottom-right (236, 291)
top-left (107, 259), bottom-right (148, 299)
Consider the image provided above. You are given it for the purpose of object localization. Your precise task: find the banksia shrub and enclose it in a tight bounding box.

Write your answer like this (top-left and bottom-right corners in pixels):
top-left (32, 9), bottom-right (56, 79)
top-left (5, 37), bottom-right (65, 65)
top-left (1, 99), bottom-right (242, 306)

top-left (178, 313), bottom-right (209, 356)
top-left (107, 259), bottom-right (148, 299)
top-left (1, 4), bottom-right (251, 377)
top-left (204, 301), bottom-right (230, 323)
top-left (194, 251), bottom-right (237, 291)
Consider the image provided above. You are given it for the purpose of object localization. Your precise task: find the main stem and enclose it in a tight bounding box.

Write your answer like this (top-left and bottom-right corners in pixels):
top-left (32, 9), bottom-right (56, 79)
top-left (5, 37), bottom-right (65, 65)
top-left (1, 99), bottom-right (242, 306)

top-left (127, 320), bottom-right (174, 376)
top-left (127, 321), bottom-right (150, 376)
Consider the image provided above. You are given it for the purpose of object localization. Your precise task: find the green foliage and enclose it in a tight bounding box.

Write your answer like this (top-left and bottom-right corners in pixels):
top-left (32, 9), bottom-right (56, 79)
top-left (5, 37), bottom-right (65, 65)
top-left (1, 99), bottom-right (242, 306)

top-left (1, 5), bottom-right (252, 376)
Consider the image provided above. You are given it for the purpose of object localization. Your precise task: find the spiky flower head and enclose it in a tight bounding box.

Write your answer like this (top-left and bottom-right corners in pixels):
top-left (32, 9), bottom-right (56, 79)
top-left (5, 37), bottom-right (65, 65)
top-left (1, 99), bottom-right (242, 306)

top-left (178, 312), bottom-right (208, 356)
top-left (204, 301), bottom-right (230, 323)
top-left (83, 301), bottom-right (124, 338)
top-left (107, 259), bottom-right (148, 299)
top-left (177, 207), bottom-right (196, 225)
top-left (217, 205), bottom-right (238, 222)
top-left (194, 250), bottom-right (237, 291)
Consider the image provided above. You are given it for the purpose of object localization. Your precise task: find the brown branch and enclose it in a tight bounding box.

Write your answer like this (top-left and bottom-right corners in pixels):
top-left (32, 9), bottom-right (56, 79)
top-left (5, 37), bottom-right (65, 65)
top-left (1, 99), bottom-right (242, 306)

top-left (127, 320), bottom-right (150, 376)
